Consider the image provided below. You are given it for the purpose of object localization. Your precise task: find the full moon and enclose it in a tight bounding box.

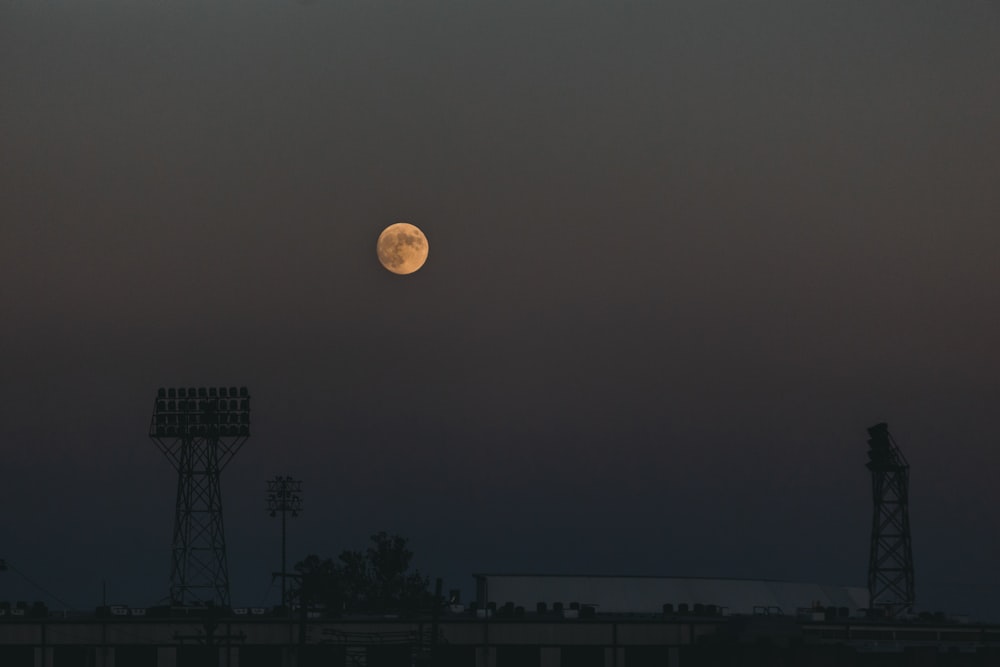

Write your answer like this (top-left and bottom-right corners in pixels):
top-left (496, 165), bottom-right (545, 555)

top-left (376, 222), bottom-right (429, 275)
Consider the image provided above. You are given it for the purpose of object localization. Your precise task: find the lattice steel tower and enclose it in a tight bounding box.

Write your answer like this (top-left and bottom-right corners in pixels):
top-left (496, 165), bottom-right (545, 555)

top-left (149, 386), bottom-right (250, 607)
top-left (865, 422), bottom-right (915, 618)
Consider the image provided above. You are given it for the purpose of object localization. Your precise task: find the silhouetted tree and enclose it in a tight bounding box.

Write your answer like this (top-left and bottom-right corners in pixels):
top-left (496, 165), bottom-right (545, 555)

top-left (293, 554), bottom-right (345, 612)
top-left (368, 531), bottom-right (433, 613)
top-left (292, 532), bottom-right (431, 615)
top-left (337, 548), bottom-right (370, 610)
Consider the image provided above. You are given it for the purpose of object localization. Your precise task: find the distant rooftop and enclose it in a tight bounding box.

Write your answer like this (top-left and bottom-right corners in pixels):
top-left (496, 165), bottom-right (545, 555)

top-left (473, 573), bottom-right (869, 616)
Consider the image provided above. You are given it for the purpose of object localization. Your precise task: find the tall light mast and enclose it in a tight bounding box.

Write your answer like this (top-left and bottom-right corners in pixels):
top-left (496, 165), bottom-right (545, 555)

top-left (866, 422), bottom-right (915, 618)
top-left (150, 386), bottom-right (250, 607)
top-left (266, 475), bottom-right (303, 611)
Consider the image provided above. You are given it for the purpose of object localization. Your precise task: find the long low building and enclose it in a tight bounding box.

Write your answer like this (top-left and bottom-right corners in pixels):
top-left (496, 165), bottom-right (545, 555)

top-left (474, 574), bottom-right (870, 617)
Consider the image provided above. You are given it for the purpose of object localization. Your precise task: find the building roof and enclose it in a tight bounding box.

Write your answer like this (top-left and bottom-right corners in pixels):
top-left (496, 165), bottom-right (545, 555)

top-left (473, 574), bottom-right (868, 616)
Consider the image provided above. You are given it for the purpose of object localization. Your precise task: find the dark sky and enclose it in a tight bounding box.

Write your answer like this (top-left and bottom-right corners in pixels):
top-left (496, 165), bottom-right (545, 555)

top-left (2, 1), bottom-right (999, 619)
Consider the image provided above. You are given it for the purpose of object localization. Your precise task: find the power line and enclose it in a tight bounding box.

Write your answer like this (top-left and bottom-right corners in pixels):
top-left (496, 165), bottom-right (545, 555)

top-left (2, 558), bottom-right (77, 611)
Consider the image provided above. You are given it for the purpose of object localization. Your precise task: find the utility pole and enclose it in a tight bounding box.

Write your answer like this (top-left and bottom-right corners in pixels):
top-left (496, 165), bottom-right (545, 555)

top-left (266, 476), bottom-right (303, 611)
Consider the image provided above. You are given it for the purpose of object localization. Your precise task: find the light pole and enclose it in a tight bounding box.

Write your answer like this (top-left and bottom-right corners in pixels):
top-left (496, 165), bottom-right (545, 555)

top-left (866, 423), bottom-right (915, 618)
top-left (266, 476), bottom-right (302, 611)
top-left (149, 386), bottom-right (251, 607)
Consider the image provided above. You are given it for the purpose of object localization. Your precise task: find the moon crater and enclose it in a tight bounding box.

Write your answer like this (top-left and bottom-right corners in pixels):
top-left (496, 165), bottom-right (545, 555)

top-left (377, 223), bottom-right (429, 275)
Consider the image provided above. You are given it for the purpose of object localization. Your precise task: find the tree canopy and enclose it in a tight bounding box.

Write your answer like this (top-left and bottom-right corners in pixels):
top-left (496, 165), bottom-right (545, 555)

top-left (292, 532), bottom-right (431, 615)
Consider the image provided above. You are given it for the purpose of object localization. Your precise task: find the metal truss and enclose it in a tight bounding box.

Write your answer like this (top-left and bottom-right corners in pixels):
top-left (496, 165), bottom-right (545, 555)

top-left (866, 422), bottom-right (915, 618)
top-left (150, 387), bottom-right (250, 608)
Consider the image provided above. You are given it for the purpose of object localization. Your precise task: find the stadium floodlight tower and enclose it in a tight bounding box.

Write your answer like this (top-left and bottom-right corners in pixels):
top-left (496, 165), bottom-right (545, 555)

top-left (865, 422), bottom-right (915, 618)
top-left (149, 386), bottom-right (250, 608)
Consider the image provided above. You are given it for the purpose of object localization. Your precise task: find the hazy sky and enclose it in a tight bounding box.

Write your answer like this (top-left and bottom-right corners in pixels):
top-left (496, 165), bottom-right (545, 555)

top-left (2, 1), bottom-right (998, 619)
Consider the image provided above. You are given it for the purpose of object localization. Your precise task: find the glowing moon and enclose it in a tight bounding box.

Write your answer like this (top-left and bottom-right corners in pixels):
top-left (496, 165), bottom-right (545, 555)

top-left (377, 222), bottom-right (429, 275)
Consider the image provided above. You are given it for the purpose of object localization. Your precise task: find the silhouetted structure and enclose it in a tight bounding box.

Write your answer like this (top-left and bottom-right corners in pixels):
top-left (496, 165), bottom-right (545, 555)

top-left (266, 475), bottom-right (302, 610)
top-left (149, 386), bottom-right (250, 607)
top-left (866, 422), bottom-right (915, 618)
top-left (4, 608), bottom-right (996, 667)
